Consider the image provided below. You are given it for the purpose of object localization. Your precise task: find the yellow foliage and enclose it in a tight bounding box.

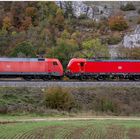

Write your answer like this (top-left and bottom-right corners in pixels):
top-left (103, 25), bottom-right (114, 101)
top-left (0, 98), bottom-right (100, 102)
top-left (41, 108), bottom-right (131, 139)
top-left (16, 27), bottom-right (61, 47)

top-left (3, 17), bottom-right (12, 30)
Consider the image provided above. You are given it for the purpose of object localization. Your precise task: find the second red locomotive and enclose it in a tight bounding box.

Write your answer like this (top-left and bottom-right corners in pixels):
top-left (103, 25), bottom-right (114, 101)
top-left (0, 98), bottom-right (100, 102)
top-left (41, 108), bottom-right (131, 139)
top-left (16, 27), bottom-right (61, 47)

top-left (66, 58), bottom-right (140, 81)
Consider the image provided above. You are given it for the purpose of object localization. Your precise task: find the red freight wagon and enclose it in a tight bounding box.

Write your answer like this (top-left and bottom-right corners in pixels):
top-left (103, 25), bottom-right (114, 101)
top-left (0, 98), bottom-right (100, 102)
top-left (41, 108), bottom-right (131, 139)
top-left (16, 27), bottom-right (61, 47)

top-left (66, 58), bottom-right (140, 81)
top-left (0, 58), bottom-right (63, 80)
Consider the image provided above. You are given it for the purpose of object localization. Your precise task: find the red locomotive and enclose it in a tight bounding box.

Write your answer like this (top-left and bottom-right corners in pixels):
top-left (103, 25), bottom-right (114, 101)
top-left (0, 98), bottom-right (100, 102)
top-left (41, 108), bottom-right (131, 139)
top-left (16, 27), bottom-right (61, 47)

top-left (0, 57), bottom-right (140, 81)
top-left (0, 58), bottom-right (63, 80)
top-left (66, 58), bottom-right (140, 81)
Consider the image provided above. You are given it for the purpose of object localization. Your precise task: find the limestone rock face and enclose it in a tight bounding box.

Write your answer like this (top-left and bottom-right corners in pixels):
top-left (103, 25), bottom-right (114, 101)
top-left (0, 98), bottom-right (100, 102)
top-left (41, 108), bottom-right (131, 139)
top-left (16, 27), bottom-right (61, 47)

top-left (55, 1), bottom-right (112, 20)
top-left (123, 26), bottom-right (140, 48)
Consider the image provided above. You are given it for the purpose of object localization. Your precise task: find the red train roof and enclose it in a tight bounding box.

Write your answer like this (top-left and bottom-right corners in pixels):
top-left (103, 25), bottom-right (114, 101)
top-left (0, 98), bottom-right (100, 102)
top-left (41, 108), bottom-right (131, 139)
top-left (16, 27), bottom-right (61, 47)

top-left (0, 58), bottom-right (59, 62)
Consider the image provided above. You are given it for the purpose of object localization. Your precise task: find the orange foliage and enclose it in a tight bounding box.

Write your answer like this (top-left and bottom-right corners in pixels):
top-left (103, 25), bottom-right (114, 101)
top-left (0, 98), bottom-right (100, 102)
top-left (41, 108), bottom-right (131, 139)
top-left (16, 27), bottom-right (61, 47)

top-left (109, 15), bottom-right (128, 31)
top-left (20, 17), bottom-right (32, 31)
top-left (25, 7), bottom-right (36, 17)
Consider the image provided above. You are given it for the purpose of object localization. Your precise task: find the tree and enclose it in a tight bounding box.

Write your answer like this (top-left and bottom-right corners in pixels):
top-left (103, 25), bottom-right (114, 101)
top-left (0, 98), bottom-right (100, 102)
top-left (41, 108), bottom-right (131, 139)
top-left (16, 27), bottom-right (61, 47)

top-left (47, 38), bottom-right (79, 68)
top-left (55, 8), bottom-right (65, 30)
top-left (63, 1), bottom-right (74, 19)
top-left (81, 38), bottom-right (110, 58)
top-left (2, 16), bottom-right (12, 30)
top-left (10, 41), bottom-right (36, 57)
top-left (0, 29), bottom-right (10, 56)
top-left (61, 29), bottom-right (70, 39)
top-left (25, 7), bottom-right (36, 17)
top-left (37, 2), bottom-right (58, 21)
top-left (20, 17), bottom-right (32, 31)
top-left (109, 15), bottom-right (128, 31)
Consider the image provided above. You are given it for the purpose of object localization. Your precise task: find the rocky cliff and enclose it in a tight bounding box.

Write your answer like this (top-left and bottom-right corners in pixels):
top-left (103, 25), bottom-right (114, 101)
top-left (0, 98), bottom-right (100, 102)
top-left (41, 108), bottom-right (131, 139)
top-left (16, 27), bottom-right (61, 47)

top-left (123, 25), bottom-right (140, 48)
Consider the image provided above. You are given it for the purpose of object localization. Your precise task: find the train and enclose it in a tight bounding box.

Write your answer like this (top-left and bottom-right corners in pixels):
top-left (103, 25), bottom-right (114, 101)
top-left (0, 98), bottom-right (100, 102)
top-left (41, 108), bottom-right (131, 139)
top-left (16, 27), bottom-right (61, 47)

top-left (66, 58), bottom-right (140, 81)
top-left (0, 57), bottom-right (139, 81)
top-left (0, 58), bottom-right (63, 81)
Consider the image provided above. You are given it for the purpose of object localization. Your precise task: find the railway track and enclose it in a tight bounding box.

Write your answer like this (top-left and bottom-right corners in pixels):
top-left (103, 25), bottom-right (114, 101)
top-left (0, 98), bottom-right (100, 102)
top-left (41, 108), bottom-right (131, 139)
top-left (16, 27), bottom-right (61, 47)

top-left (0, 81), bottom-right (139, 87)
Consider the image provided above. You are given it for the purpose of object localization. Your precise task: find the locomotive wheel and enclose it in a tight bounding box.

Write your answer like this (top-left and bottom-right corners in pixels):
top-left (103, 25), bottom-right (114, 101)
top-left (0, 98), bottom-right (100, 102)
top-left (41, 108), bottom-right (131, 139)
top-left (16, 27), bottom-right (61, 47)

top-left (133, 75), bottom-right (140, 81)
top-left (42, 76), bottom-right (49, 81)
top-left (23, 76), bottom-right (32, 81)
top-left (43, 76), bottom-right (52, 81)
top-left (97, 75), bottom-right (105, 81)
top-left (78, 75), bottom-right (86, 81)
top-left (43, 77), bottom-right (48, 81)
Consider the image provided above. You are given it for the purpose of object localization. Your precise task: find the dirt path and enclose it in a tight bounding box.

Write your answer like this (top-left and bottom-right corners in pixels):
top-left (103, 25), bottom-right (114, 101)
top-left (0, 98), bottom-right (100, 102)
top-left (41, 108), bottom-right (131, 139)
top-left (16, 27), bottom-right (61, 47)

top-left (1, 116), bottom-right (140, 124)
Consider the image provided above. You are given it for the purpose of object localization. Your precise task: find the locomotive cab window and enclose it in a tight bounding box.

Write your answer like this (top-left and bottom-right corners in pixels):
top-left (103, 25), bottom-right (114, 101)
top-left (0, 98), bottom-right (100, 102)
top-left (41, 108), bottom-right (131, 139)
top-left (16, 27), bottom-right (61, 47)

top-left (80, 62), bottom-right (84, 67)
top-left (53, 62), bottom-right (58, 65)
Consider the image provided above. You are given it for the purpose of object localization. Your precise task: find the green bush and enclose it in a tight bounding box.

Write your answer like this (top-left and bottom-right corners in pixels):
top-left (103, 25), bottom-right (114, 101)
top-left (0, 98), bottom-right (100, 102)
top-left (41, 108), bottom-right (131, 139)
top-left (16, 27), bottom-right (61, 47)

top-left (10, 41), bottom-right (36, 57)
top-left (120, 3), bottom-right (136, 11)
top-left (44, 87), bottom-right (75, 111)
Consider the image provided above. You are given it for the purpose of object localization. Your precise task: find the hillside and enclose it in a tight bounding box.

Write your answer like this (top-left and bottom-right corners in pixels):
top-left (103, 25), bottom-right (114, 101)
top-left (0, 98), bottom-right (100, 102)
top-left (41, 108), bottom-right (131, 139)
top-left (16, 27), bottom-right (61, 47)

top-left (0, 1), bottom-right (140, 67)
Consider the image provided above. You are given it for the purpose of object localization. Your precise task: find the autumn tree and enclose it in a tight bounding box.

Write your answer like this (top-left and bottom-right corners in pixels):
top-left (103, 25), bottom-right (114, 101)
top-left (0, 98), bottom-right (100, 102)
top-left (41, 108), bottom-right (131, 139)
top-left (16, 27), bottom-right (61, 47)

top-left (2, 16), bottom-right (12, 30)
top-left (25, 6), bottom-right (37, 25)
top-left (108, 15), bottom-right (128, 31)
top-left (20, 17), bottom-right (32, 31)
top-left (25, 7), bottom-right (36, 17)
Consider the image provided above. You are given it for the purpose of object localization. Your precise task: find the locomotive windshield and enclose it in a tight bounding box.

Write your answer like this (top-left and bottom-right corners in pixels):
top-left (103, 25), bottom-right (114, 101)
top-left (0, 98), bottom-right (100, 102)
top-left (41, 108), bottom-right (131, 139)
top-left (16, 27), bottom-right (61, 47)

top-left (53, 61), bottom-right (58, 65)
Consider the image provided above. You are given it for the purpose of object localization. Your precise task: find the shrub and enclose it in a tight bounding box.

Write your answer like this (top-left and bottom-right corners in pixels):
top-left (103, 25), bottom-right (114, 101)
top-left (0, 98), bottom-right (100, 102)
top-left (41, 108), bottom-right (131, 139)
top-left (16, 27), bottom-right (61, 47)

top-left (137, 18), bottom-right (140, 24)
top-left (109, 15), bottom-right (128, 31)
top-left (94, 97), bottom-right (119, 113)
top-left (106, 34), bottom-right (122, 45)
top-left (78, 14), bottom-right (88, 19)
top-left (0, 101), bottom-right (8, 114)
top-left (10, 41), bottom-right (36, 57)
top-left (137, 9), bottom-right (140, 14)
top-left (120, 3), bottom-right (136, 11)
top-left (76, 19), bottom-right (96, 28)
top-left (118, 46), bottom-right (140, 59)
top-left (44, 87), bottom-right (75, 111)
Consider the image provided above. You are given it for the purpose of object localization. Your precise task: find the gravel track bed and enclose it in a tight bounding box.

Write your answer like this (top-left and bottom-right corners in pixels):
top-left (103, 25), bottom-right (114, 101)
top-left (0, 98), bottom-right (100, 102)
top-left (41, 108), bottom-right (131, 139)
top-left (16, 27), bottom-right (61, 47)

top-left (0, 81), bottom-right (139, 87)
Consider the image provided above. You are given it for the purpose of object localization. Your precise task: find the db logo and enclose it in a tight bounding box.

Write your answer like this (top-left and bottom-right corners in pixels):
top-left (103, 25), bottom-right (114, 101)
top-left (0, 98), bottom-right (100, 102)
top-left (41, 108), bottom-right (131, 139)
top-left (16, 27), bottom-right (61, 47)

top-left (118, 66), bottom-right (122, 70)
top-left (6, 65), bottom-right (11, 68)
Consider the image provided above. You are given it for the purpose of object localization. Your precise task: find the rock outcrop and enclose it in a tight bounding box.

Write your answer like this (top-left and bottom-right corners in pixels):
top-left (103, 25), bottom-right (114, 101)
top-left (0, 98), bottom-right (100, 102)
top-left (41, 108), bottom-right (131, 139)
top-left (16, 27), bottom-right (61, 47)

top-left (56, 1), bottom-right (112, 21)
top-left (123, 25), bottom-right (140, 48)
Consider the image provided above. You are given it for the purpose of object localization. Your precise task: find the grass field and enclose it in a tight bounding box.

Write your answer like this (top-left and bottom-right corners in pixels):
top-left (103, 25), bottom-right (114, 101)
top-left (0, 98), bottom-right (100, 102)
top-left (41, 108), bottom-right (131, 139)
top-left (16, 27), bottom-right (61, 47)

top-left (0, 119), bottom-right (140, 139)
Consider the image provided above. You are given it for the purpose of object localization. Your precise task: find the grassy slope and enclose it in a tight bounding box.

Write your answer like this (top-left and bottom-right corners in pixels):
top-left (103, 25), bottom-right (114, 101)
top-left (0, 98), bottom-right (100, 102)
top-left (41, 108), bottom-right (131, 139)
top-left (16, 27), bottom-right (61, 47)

top-left (0, 119), bottom-right (140, 139)
top-left (0, 86), bottom-right (140, 116)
